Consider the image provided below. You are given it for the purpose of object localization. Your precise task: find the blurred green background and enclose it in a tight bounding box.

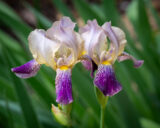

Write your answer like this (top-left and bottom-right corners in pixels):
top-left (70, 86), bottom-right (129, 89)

top-left (0, 0), bottom-right (160, 128)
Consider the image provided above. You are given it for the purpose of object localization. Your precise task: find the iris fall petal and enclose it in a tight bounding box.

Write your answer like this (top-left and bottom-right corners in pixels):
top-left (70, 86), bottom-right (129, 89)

top-left (56, 69), bottom-right (73, 104)
top-left (11, 59), bottom-right (40, 78)
top-left (94, 64), bottom-right (122, 96)
top-left (118, 52), bottom-right (144, 68)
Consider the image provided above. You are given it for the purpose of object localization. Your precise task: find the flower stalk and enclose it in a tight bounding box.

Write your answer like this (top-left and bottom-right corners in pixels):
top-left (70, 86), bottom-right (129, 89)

top-left (100, 106), bottom-right (105, 128)
top-left (94, 86), bottom-right (109, 128)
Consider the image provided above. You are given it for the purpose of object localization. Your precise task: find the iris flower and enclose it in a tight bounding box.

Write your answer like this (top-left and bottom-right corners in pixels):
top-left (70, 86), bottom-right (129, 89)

top-left (12, 16), bottom-right (143, 106)
top-left (80, 20), bottom-right (143, 96)
top-left (12, 17), bottom-right (84, 104)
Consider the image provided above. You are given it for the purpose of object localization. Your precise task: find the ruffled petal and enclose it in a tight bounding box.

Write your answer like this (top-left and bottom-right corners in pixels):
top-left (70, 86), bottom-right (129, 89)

top-left (46, 17), bottom-right (83, 59)
top-left (28, 29), bottom-right (60, 69)
top-left (111, 27), bottom-right (127, 55)
top-left (118, 52), bottom-right (144, 68)
top-left (102, 22), bottom-right (119, 62)
top-left (79, 20), bottom-right (107, 64)
top-left (94, 64), bottom-right (122, 96)
top-left (102, 22), bottom-right (127, 62)
top-left (11, 59), bottom-right (40, 79)
top-left (56, 69), bottom-right (73, 104)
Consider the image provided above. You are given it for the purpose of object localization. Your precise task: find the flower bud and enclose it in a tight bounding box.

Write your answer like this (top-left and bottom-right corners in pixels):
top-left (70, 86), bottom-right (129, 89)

top-left (51, 104), bottom-right (72, 126)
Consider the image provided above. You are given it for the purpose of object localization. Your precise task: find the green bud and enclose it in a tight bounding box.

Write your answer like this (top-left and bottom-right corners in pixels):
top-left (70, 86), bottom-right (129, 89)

top-left (51, 104), bottom-right (72, 126)
top-left (94, 86), bottom-right (109, 108)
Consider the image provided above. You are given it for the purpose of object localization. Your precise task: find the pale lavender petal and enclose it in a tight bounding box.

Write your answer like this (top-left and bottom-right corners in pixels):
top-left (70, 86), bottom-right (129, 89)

top-left (46, 17), bottom-right (79, 57)
top-left (118, 52), bottom-right (144, 68)
top-left (56, 69), bottom-right (73, 104)
top-left (11, 59), bottom-right (40, 79)
top-left (79, 20), bottom-right (107, 64)
top-left (94, 65), bottom-right (122, 96)
top-left (102, 22), bottom-right (119, 60)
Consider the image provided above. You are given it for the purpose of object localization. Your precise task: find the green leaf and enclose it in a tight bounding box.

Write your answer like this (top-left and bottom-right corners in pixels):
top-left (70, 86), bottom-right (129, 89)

top-left (4, 48), bottom-right (42, 128)
top-left (140, 118), bottom-right (160, 128)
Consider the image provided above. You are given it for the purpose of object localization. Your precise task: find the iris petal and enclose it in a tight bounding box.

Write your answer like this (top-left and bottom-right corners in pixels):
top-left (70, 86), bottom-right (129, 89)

top-left (79, 20), bottom-right (107, 65)
top-left (102, 22), bottom-right (119, 62)
top-left (46, 17), bottom-right (82, 59)
top-left (11, 59), bottom-right (40, 78)
top-left (118, 52), bottom-right (144, 68)
top-left (94, 64), bottom-right (122, 96)
top-left (102, 22), bottom-right (127, 62)
top-left (56, 69), bottom-right (73, 104)
top-left (80, 55), bottom-right (97, 78)
top-left (81, 60), bottom-right (92, 71)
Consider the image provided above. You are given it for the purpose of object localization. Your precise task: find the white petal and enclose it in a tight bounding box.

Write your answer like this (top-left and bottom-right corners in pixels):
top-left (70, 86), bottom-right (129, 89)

top-left (111, 27), bottom-right (127, 55)
top-left (28, 29), bottom-right (60, 69)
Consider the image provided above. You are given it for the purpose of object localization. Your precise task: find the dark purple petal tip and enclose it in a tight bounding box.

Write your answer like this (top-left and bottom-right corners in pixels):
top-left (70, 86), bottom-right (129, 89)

top-left (94, 65), bottom-right (122, 96)
top-left (118, 52), bottom-right (144, 68)
top-left (56, 69), bottom-right (73, 104)
top-left (134, 60), bottom-right (144, 68)
top-left (11, 59), bottom-right (40, 79)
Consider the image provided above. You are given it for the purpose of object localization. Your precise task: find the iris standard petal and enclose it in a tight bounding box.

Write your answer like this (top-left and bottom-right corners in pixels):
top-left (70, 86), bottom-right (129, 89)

top-left (102, 22), bottom-right (119, 62)
top-left (28, 29), bottom-right (60, 69)
top-left (111, 27), bottom-right (127, 55)
top-left (102, 22), bottom-right (127, 63)
top-left (11, 59), bottom-right (40, 79)
top-left (79, 20), bottom-right (107, 64)
top-left (118, 52), bottom-right (144, 68)
top-left (46, 17), bottom-right (82, 59)
top-left (94, 64), bottom-right (122, 96)
top-left (56, 69), bottom-right (73, 104)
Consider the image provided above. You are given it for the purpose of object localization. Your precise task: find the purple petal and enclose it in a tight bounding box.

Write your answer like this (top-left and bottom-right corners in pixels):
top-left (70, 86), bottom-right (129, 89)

top-left (81, 60), bottom-right (92, 71)
top-left (11, 59), bottom-right (40, 79)
top-left (118, 52), bottom-right (144, 68)
top-left (81, 55), bottom-right (98, 78)
top-left (56, 69), bottom-right (73, 104)
top-left (94, 65), bottom-right (122, 96)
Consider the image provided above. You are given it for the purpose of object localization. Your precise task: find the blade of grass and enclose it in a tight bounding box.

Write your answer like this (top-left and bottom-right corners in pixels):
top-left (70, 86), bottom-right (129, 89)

top-left (3, 47), bottom-right (42, 128)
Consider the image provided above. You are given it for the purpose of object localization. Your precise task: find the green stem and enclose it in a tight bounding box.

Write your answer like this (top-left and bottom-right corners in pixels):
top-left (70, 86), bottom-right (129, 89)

top-left (100, 106), bottom-right (105, 128)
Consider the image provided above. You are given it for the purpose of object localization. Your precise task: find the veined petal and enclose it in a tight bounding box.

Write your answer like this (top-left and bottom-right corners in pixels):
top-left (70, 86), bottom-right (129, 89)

top-left (112, 27), bottom-right (127, 55)
top-left (28, 29), bottom-right (60, 69)
top-left (118, 52), bottom-right (144, 68)
top-left (102, 22), bottom-right (119, 62)
top-left (11, 59), bottom-right (40, 78)
top-left (94, 64), bottom-right (122, 96)
top-left (79, 20), bottom-right (107, 65)
top-left (102, 22), bottom-right (127, 62)
top-left (46, 17), bottom-right (83, 59)
top-left (56, 69), bottom-right (73, 104)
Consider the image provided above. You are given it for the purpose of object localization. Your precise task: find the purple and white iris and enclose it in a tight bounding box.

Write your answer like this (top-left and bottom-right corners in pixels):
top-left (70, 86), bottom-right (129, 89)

top-left (12, 16), bottom-right (143, 105)
top-left (12, 17), bottom-right (83, 105)
top-left (80, 20), bottom-right (143, 96)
